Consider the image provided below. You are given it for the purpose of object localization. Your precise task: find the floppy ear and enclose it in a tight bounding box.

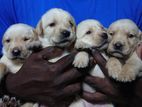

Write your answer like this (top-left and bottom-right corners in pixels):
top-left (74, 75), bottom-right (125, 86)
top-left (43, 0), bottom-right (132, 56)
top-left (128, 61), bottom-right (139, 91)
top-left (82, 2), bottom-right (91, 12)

top-left (36, 20), bottom-right (43, 37)
top-left (139, 30), bottom-right (142, 40)
top-left (31, 29), bottom-right (39, 40)
top-left (136, 30), bottom-right (142, 47)
top-left (2, 34), bottom-right (6, 45)
top-left (70, 16), bottom-right (76, 33)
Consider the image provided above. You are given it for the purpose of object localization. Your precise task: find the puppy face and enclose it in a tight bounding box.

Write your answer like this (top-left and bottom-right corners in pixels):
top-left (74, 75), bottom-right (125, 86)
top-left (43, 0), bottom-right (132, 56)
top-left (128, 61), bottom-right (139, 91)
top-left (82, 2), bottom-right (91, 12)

top-left (2, 24), bottom-right (37, 61)
top-left (36, 8), bottom-right (76, 47)
top-left (107, 19), bottom-right (141, 58)
top-left (75, 20), bottom-right (109, 50)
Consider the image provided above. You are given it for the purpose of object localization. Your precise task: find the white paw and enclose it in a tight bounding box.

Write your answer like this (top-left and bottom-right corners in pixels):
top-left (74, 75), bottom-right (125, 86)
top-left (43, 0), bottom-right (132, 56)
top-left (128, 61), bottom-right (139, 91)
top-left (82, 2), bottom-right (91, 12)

top-left (117, 71), bottom-right (136, 82)
top-left (73, 52), bottom-right (89, 68)
top-left (108, 68), bottom-right (120, 80)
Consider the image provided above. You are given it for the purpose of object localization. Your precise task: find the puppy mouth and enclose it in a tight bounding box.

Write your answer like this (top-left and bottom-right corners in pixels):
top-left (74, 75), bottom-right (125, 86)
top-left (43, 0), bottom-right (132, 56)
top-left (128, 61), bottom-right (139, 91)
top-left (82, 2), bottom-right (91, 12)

top-left (53, 39), bottom-right (70, 44)
top-left (10, 53), bottom-right (30, 60)
top-left (109, 51), bottom-right (125, 58)
top-left (111, 51), bottom-right (124, 55)
top-left (11, 56), bottom-right (26, 60)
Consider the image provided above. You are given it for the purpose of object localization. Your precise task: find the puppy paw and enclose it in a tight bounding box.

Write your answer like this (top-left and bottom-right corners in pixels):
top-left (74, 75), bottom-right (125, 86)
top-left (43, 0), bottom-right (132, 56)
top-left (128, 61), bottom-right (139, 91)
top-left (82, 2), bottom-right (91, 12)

top-left (106, 57), bottom-right (122, 79)
top-left (73, 52), bottom-right (89, 68)
top-left (117, 74), bottom-right (136, 82)
top-left (27, 40), bottom-right (42, 52)
top-left (117, 66), bottom-right (137, 82)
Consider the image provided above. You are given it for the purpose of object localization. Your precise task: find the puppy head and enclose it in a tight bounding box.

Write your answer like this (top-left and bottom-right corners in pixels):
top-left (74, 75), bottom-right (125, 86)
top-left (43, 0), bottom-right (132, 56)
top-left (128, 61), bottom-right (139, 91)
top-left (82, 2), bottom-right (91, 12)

top-left (2, 24), bottom-right (37, 61)
top-left (36, 8), bottom-right (76, 47)
top-left (75, 19), bottom-right (109, 50)
top-left (107, 19), bottom-right (141, 58)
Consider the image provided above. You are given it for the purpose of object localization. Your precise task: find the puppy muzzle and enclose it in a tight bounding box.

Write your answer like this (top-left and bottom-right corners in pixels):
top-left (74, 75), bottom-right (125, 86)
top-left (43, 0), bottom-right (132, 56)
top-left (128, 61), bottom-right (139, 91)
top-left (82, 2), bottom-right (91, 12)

top-left (12, 48), bottom-right (21, 57)
top-left (10, 47), bottom-right (31, 60)
top-left (113, 42), bottom-right (123, 51)
top-left (61, 30), bottom-right (71, 39)
top-left (53, 30), bottom-right (72, 45)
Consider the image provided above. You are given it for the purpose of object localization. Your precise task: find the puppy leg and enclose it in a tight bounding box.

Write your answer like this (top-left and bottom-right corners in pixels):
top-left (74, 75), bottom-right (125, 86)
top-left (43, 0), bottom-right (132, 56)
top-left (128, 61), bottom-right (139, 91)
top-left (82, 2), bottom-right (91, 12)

top-left (0, 63), bottom-right (7, 81)
top-left (73, 51), bottom-right (89, 68)
top-left (106, 57), bottom-right (122, 79)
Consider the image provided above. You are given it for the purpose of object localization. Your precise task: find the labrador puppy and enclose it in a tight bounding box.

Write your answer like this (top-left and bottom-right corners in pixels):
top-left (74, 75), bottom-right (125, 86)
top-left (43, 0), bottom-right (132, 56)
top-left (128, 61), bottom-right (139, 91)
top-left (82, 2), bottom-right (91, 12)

top-left (0, 23), bottom-right (40, 107)
top-left (70, 19), bottom-right (113, 107)
top-left (73, 19), bottom-right (109, 69)
top-left (36, 8), bottom-right (76, 62)
top-left (106, 19), bottom-right (142, 82)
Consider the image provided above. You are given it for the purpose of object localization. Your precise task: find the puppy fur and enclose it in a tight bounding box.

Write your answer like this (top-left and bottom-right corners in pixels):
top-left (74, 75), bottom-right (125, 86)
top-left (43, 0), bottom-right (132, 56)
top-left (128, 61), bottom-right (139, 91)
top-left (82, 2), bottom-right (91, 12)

top-left (36, 8), bottom-right (76, 62)
top-left (0, 23), bottom-right (40, 107)
top-left (73, 19), bottom-right (109, 68)
top-left (70, 19), bottom-right (113, 107)
top-left (106, 19), bottom-right (142, 82)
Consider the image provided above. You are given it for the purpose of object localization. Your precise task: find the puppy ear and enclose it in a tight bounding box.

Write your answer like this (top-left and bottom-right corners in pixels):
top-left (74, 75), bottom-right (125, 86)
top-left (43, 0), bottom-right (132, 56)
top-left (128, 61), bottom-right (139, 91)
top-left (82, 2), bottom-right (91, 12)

top-left (31, 29), bottom-right (39, 40)
top-left (137, 30), bottom-right (142, 47)
top-left (36, 20), bottom-right (43, 37)
top-left (2, 34), bottom-right (6, 45)
top-left (139, 30), bottom-right (142, 40)
top-left (70, 17), bottom-right (76, 33)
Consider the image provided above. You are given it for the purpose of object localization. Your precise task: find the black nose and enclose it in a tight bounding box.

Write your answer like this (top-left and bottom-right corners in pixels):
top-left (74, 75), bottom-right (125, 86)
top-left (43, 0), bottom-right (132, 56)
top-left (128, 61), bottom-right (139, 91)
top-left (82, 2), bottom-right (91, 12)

top-left (61, 30), bottom-right (70, 38)
top-left (102, 33), bottom-right (108, 39)
top-left (114, 42), bottom-right (123, 50)
top-left (12, 48), bottom-right (21, 56)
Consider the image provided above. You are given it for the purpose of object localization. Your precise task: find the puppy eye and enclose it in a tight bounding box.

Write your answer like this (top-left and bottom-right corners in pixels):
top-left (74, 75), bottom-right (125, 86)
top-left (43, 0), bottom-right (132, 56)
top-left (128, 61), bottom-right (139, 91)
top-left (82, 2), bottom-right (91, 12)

top-left (5, 39), bottom-right (10, 43)
top-left (109, 32), bottom-right (114, 36)
top-left (69, 21), bottom-right (74, 27)
top-left (86, 31), bottom-right (92, 35)
top-left (128, 34), bottom-right (135, 38)
top-left (49, 22), bottom-right (56, 27)
top-left (23, 37), bottom-right (30, 41)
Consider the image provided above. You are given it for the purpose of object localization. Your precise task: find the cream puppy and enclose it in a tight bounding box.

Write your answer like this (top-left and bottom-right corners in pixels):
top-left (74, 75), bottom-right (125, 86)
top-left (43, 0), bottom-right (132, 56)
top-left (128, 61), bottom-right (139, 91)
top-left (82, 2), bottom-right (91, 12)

top-left (0, 23), bottom-right (40, 107)
top-left (106, 19), bottom-right (142, 82)
top-left (73, 20), bottom-right (109, 69)
top-left (36, 8), bottom-right (76, 62)
top-left (70, 20), bottom-right (113, 107)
